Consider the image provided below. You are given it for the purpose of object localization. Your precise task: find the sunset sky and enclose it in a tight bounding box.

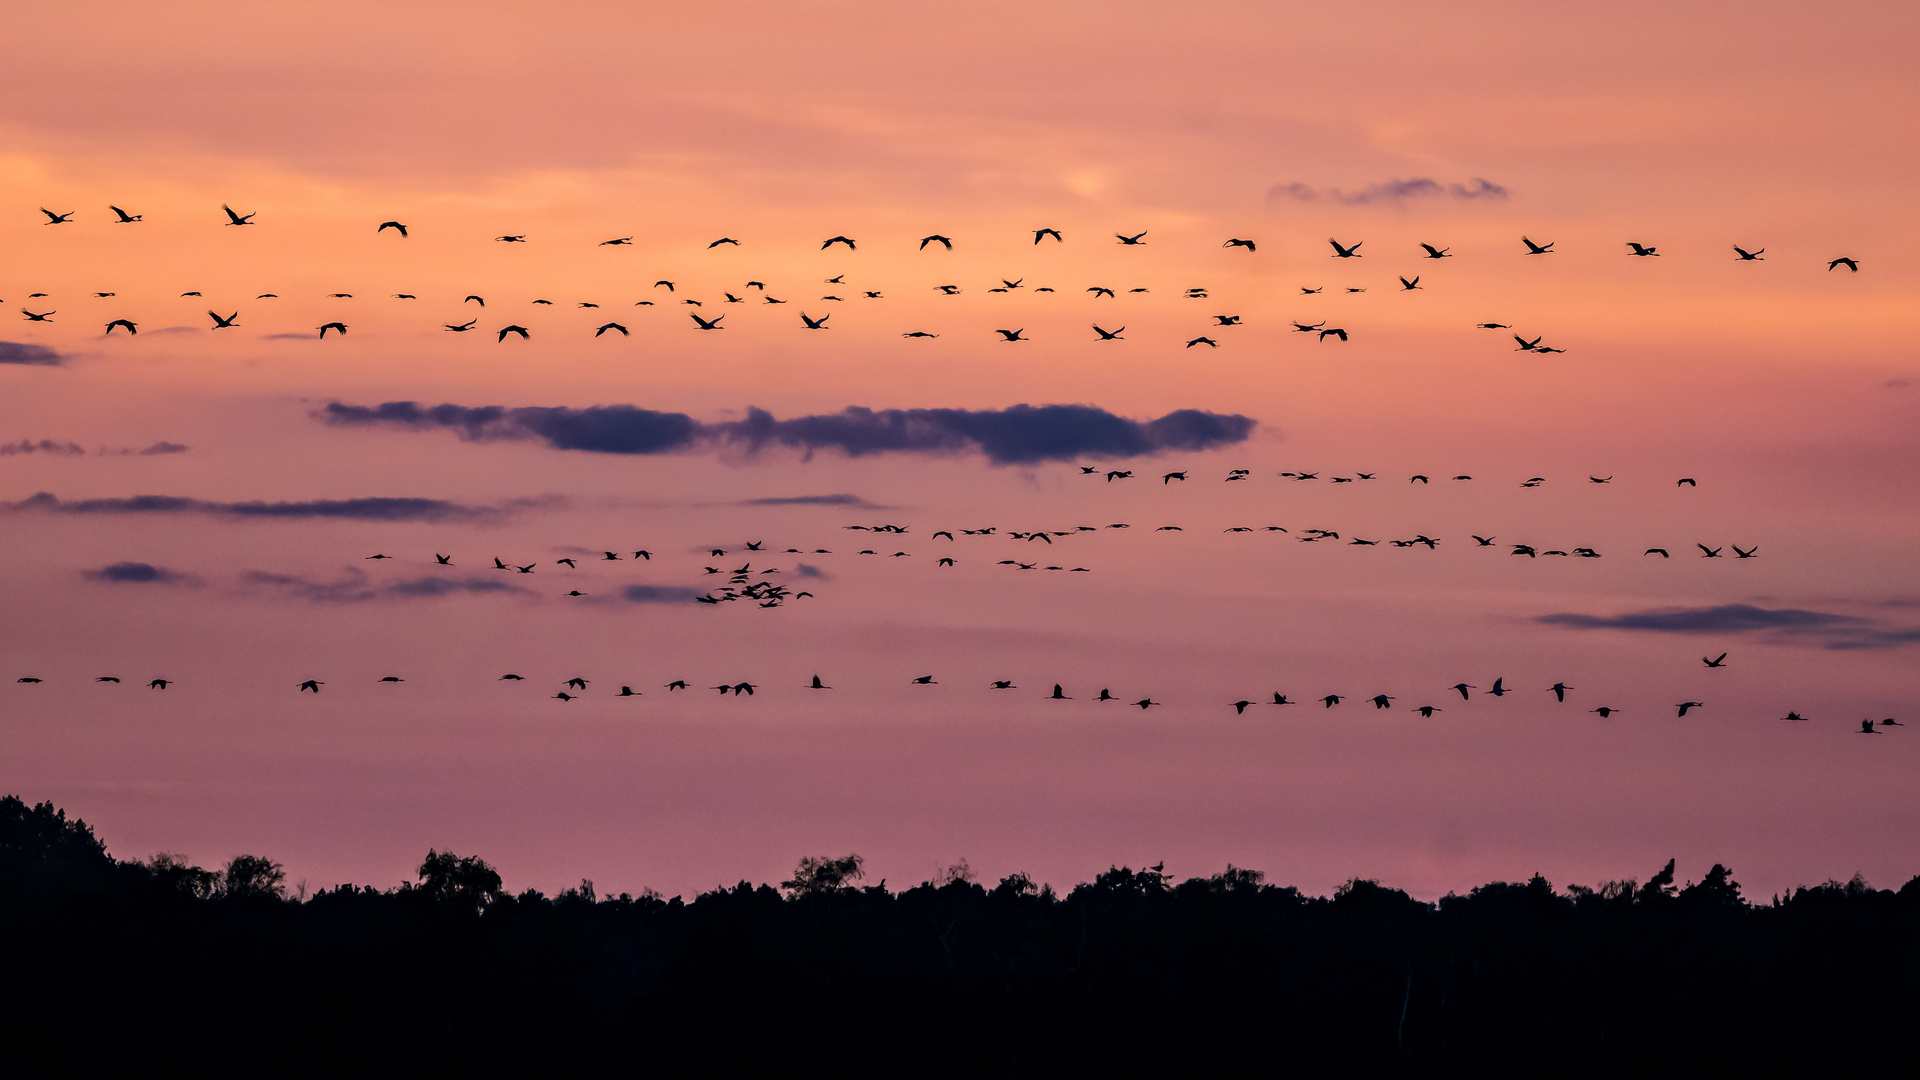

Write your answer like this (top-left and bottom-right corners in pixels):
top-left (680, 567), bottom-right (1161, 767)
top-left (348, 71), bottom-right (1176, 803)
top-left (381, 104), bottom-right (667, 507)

top-left (2, 0), bottom-right (1917, 900)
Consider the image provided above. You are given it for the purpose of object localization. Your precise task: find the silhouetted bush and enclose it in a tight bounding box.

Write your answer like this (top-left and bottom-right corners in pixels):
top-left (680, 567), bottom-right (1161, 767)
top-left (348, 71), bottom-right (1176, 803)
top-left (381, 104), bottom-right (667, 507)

top-left (1, 793), bottom-right (1916, 1075)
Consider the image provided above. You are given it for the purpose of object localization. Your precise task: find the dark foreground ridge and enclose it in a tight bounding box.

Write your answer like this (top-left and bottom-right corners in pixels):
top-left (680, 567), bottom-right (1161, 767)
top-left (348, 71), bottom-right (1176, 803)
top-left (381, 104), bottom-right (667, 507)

top-left (4, 795), bottom-right (1918, 1075)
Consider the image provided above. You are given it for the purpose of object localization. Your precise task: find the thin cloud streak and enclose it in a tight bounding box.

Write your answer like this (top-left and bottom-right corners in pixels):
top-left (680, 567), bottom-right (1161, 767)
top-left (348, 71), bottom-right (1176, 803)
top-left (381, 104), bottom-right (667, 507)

top-left (1537, 604), bottom-right (1920, 650)
top-left (6, 492), bottom-right (560, 523)
top-left (1268, 177), bottom-right (1509, 206)
top-left (244, 569), bottom-right (534, 603)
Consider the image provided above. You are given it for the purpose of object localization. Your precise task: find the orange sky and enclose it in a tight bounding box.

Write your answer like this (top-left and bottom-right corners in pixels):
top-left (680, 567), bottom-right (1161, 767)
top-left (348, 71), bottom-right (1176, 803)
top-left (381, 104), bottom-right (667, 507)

top-left (2, 0), bottom-right (1917, 899)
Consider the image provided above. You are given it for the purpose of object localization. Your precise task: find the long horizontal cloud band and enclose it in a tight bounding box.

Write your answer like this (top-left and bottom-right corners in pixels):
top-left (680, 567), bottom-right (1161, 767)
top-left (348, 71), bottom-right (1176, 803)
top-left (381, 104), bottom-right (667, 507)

top-left (320, 402), bottom-right (1257, 464)
top-left (6, 492), bottom-right (554, 522)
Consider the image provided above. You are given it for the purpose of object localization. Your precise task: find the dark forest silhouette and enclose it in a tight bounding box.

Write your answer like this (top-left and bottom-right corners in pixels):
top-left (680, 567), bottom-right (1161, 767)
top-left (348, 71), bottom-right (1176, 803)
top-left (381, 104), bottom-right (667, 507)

top-left (3, 794), bottom-right (1917, 1075)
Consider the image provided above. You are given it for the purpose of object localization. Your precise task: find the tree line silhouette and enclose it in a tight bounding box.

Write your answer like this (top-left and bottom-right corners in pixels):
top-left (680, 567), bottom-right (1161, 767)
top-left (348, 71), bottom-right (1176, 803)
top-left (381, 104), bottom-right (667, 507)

top-left (2, 794), bottom-right (1916, 1074)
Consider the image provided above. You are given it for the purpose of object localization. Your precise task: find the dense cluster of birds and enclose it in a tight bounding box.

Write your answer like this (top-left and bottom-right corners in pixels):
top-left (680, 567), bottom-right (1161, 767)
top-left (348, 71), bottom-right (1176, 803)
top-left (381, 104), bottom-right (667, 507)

top-left (12, 205), bottom-right (1866, 354)
top-left (8, 664), bottom-right (1903, 734)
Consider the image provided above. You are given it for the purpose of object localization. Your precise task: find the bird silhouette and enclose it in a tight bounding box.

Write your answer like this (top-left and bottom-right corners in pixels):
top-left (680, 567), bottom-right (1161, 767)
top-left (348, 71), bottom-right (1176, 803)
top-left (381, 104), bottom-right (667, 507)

top-left (1223, 238), bottom-right (1256, 251)
top-left (1092, 325), bottom-right (1124, 340)
top-left (1521, 236), bottom-right (1554, 254)
top-left (691, 313), bottom-right (724, 330)
top-left (1626, 242), bottom-right (1659, 257)
top-left (1732, 545), bottom-right (1758, 559)
top-left (1698, 544), bottom-right (1723, 558)
top-left (912, 675), bottom-right (936, 684)
top-left (1319, 328), bottom-right (1348, 342)
top-left (800, 312), bottom-right (829, 329)
top-left (1033, 228), bottom-right (1063, 244)
top-left (377, 221), bottom-right (408, 237)
top-left (1329, 238), bottom-right (1362, 258)
top-left (1828, 257), bottom-right (1859, 272)
top-left (109, 205), bottom-right (142, 223)
top-left (1132, 698), bottom-right (1159, 709)
top-left (96, 677), bottom-right (120, 683)
top-left (1549, 682), bottom-right (1573, 702)
top-left (1419, 243), bottom-right (1451, 259)
top-left (1703, 653), bottom-right (1728, 668)
top-left (496, 234), bottom-right (527, 243)
top-left (317, 322), bottom-right (347, 338)
top-left (1399, 276), bottom-right (1421, 290)
top-left (221, 205), bottom-right (255, 225)
top-left (821, 235), bottom-right (856, 250)
top-left (1186, 337), bottom-right (1217, 348)
top-left (1116, 232), bottom-right (1147, 245)
top-left (444, 319), bottom-right (477, 332)
top-left (1859, 719), bottom-right (1880, 734)
top-left (500, 673), bottom-right (525, 680)
top-left (1487, 678), bottom-right (1509, 697)
top-left (298, 680), bottom-right (322, 693)
top-left (497, 325), bottom-right (529, 341)
top-left (1676, 701), bottom-right (1704, 717)
top-left (149, 679), bottom-right (170, 689)
top-left (919, 235), bottom-right (952, 250)
top-left (594, 322), bottom-right (628, 337)
top-left (1592, 707), bottom-right (1618, 718)
top-left (665, 680), bottom-right (689, 690)
top-left (1322, 694), bottom-right (1343, 708)
top-left (996, 328), bottom-right (1026, 341)
top-left (208, 311), bottom-right (238, 328)
top-left (104, 319), bottom-right (137, 336)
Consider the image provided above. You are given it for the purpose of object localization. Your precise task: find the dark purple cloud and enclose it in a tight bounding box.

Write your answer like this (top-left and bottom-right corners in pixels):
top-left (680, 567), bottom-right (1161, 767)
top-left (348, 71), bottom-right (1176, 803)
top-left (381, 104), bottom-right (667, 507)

top-left (82, 561), bottom-right (199, 585)
top-left (7, 491), bottom-right (554, 523)
top-left (0, 342), bottom-right (64, 366)
top-left (138, 441), bottom-right (191, 455)
top-left (320, 401), bottom-right (1256, 464)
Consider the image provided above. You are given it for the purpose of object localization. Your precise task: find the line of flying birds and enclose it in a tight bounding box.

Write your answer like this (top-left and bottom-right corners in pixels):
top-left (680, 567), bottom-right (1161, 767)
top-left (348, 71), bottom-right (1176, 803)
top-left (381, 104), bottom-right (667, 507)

top-left (7, 667), bottom-right (1901, 734)
top-left (20, 205), bottom-right (1867, 272)
top-left (16, 206), bottom-right (1865, 351)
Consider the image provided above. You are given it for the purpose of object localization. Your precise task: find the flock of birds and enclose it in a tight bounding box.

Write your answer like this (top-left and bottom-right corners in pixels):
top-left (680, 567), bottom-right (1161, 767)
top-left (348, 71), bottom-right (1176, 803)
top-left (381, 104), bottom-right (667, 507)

top-left (11, 206), bottom-right (1867, 354)
top-left (239, 465), bottom-right (1753, 606)
top-left (8, 206), bottom-right (1897, 737)
top-left (8, 665), bottom-right (1903, 735)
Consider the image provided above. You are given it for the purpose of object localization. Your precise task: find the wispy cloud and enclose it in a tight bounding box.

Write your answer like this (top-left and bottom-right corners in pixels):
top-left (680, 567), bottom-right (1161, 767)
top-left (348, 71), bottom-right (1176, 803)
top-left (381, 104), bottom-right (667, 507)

top-left (82, 561), bottom-right (201, 586)
top-left (7, 491), bottom-right (558, 523)
top-left (621, 584), bottom-right (702, 604)
top-left (320, 401), bottom-right (1257, 464)
top-left (1537, 603), bottom-right (1920, 650)
top-left (0, 439), bottom-right (187, 457)
top-left (0, 342), bottom-right (65, 366)
top-left (243, 569), bottom-right (533, 603)
top-left (1269, 177), bottom-right (1509, 206)
top-left (0, 439), bottom-right (84, 456)
top-left (1537, 604), bottom-right (1860, 634)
